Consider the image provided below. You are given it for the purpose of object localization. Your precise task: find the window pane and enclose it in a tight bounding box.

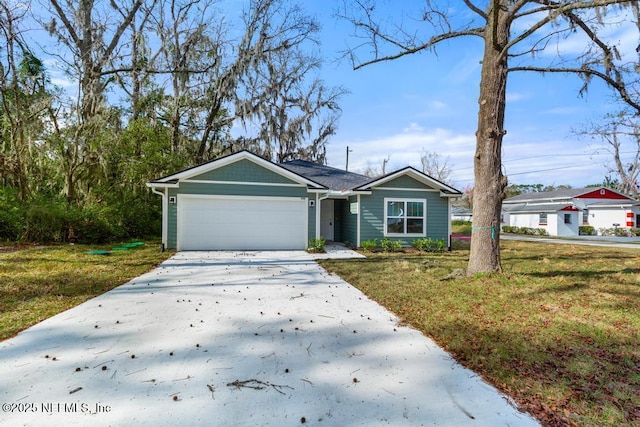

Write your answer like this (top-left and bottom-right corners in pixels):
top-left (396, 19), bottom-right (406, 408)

top-left (406, 201), bottom-right (423, 217)
top-left (387, 218), bottom-right (404, 233)
top-left (407, 218), bottom-right (424, 234)
top-left (387, 201), bottom-right (404, 217)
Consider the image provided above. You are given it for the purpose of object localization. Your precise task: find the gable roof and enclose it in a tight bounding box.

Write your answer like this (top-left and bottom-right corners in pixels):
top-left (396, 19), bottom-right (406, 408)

top-left (504, 203), bottom-right (576, 213)
top-left (147, 150), bottom-right (463, 195)
top-left (147, 150), bottom-right (327, 189)
top-left (354, 167), bottom-right (462, 195)
top-left (279, 160), bottom-right (371, 191)
top-left (504, 187), bottom-right (634, 204)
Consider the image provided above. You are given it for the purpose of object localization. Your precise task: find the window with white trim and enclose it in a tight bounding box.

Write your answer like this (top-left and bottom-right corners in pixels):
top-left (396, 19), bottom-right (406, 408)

top-left (384, 199), bottom-right (426, 236)
top-left (539, 213), bottom-right (547, 225)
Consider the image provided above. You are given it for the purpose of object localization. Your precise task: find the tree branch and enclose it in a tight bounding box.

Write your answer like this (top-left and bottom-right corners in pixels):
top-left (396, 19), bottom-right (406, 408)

top-left (509, 65), bottom-right (640, 112)
top-left (353, 28), bottom-right (484, 70)
top-left (462, 0), bottom-right (487, 19)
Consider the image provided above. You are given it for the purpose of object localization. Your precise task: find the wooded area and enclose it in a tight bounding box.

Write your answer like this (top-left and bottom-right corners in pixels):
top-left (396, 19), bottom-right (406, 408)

top-left (0, 0), bottom-right (344, 243)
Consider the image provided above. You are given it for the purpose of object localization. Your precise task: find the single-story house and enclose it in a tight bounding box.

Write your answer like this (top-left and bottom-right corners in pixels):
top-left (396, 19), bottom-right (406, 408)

top-left (452, 207), bottom-right (473, 222)
top-left (502, 187), bottom-right (640, 236)
top-left (147, 150), bottom-right (462, 250)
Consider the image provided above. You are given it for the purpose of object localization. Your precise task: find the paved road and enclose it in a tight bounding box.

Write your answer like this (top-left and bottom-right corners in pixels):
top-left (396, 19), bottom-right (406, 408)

top-left (0, 251), bottom-right (539, 426)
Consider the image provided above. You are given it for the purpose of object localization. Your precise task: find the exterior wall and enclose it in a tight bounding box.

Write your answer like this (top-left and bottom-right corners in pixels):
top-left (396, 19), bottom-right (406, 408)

top-left (556, 211), bottom-right (579, 237)
top-left (589, 208), bottom-right (635, 231)
top-left (339, 196), bottom-right (358, 245)
top-left (359, 179), bottom-right (449, 246)
top-left (506, 211), bottom-right (581, 236)
top-left (508, 213), bottom-right (542, 229)
top-left (166, 176), bottom-right (313, 249)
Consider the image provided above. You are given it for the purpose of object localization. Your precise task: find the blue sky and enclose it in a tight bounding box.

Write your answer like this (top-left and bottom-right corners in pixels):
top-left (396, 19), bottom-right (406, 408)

top-left (37, 0), bottom-right (636, 190)
top-left (302, 1), bottom-right (637, 190)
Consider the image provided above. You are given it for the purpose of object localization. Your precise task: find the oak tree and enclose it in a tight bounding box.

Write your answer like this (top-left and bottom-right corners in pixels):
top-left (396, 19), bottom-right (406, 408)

top-left (341, 0), bottom-right (640, 273)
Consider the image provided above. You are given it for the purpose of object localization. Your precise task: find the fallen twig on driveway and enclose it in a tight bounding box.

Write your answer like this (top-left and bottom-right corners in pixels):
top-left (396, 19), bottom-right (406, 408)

top-left (227, 379), bottom-right (294, 395)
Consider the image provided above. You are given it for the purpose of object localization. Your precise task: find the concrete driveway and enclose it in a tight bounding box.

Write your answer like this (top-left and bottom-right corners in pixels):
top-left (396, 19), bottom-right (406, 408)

top-left (0, 251), bottom-right (538, 426)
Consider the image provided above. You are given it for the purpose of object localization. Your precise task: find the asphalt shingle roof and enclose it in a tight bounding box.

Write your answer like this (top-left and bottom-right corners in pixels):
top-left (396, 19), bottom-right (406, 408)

top-left (279, 159), bottom-right (372, 191)
top-left (504, 188), bottom-right (593, 203)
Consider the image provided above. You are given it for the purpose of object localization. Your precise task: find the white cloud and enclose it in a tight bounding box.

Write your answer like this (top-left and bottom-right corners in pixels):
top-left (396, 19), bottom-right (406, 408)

top-left (506, 92), bottom-right (529, 102)
top-left (328, 125), bottom-right (612, 189)
top-left (327, 125), bottom-right (476, 186)
top-left (403, 122), bottom-right (424, 133)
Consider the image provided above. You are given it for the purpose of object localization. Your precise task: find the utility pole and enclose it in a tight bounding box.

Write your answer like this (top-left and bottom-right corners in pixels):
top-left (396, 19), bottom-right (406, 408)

top-left (345, 146), bottom-right (353, 171)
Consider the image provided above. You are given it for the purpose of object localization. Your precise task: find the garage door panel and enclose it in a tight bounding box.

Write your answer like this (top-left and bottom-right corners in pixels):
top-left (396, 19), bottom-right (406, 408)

top-left (178, 196), bottom-right (307, 250)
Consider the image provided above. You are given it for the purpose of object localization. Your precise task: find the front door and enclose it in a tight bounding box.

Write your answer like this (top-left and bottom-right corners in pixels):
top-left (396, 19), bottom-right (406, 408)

top-left (320, 199), bottom-right (334, 241)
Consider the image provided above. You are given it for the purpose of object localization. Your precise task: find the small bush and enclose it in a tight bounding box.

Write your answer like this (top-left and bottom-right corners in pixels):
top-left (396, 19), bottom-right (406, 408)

top-left (600, 227), bottom-right (636, 237)
top-left (630, 228), bottom-right (640, 237)
top-left (412, 238), bottom-right (447, 252)
top-left (579, 226), bottom-right (596, 236)
top-left (360, 239), bottom-right (377, 252)
top-left (501, 226), bottom-right (548, 236)
top-left (307, 237), bottom-right (326, 252)
top-left (23, 203), bottom-right (68, 242)
top-left (380, 238), bottom-right (403, 252)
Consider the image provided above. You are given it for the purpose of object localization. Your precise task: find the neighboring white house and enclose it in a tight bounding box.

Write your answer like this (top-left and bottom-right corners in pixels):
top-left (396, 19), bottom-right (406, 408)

top-left (502, 187), bottom-right (640, 236)
top-left (452, 207), bottom-right (473, 222)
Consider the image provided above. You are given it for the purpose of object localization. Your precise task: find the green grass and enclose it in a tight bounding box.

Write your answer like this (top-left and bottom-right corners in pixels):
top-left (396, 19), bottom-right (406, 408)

top-left (0, 242), bottom-right (173, 340)
top-left (319, 241), bottom-right (640, 426)
top-left (452, 221), bottom-right (472, 235)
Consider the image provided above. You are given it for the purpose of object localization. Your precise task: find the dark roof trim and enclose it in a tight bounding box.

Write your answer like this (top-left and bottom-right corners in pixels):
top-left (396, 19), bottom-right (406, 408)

top-left (147, 150), bottom-right (327, 189)
top-left (354, 166), bottom-right (462, 195)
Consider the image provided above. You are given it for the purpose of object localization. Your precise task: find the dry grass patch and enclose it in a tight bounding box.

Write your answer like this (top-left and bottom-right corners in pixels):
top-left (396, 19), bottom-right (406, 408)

top-left (319, 241), bottom-right (640, 427)
top-left (0, 242), bottom-right (173, 340)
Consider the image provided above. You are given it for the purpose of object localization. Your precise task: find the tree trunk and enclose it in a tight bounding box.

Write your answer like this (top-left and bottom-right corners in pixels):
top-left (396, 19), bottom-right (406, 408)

top-left (467, 1), bottom-right (509, 275)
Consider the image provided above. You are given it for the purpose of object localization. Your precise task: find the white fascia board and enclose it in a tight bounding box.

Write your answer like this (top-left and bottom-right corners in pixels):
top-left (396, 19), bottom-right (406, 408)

top-left (440, 191), bottom-right (461, 198)
top-left (147, 182), bottom-right (179, 189)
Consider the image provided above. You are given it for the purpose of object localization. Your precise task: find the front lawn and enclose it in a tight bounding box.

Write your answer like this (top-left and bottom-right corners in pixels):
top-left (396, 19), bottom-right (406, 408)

top-left (0, 242), bottom-right (173, 340)
top-left (319, 241), bottom-right (640, 426)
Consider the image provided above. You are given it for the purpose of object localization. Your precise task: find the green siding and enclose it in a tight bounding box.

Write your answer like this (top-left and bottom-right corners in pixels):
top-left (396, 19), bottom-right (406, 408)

top-left (359, 189), bottom-right (449, 246)
top-left (189, 159), bottom-right (299, 185)
top-left (166, 182), bottom-right (311, 249)
top-left (377, 175), bottom-right (429, 189)
top-left (339, 196), bottom-right (358, 245)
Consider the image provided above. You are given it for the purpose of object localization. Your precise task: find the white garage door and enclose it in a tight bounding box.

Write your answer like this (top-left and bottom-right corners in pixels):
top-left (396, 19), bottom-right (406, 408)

top-left (177, 195), bottom-right (308, 250)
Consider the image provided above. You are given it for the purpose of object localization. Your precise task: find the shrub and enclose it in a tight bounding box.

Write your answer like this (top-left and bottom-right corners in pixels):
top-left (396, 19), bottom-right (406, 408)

top-left (23, 202), bottom-right (68, 242)
top-left (579, 226), bottom-right (596, 236)
top-left (600, 227), bottom-right (636, 237)
top-left (0, 188), bottom-right (23, 241)
top-left (630, 228), bottom-right (640, 237)
top-left (307, 237), bottom-right (326, 252)
top-left (502, 226), bottom-right (515, 233)
top-left (380, 238), bottom-right (403, 252)
top-left (412, 238), bottom-right (447, 252)
top-left (500, 226), bottom-right (548, 236)
top-left (360, 239), bottom-right (377, 252)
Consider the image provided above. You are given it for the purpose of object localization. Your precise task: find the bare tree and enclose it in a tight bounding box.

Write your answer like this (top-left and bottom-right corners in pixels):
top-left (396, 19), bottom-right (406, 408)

top-left (340, 0), bottom-right (640, 274)
top-left (362, 155), bottom-right (389, 177)
top-left (420, 150), bottom-right (452, 185)
top-left (578, 110), bottom-right (640, 198)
